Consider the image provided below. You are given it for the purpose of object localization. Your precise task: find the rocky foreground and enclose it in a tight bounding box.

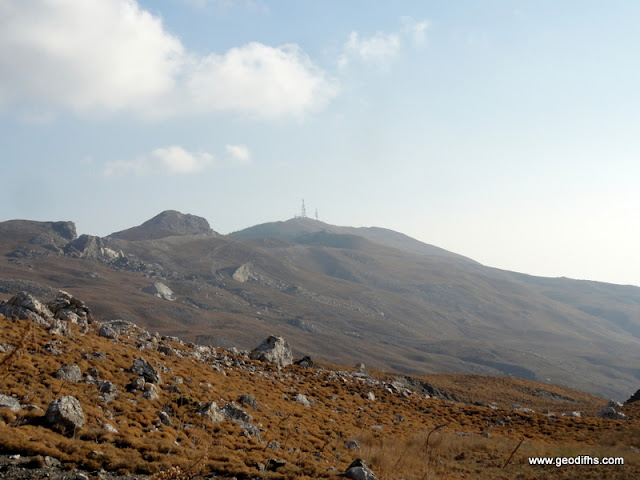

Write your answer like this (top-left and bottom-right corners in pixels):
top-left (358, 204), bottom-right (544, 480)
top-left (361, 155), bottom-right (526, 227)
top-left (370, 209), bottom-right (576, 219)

top-left (0, 291), bottom-right (639, 479)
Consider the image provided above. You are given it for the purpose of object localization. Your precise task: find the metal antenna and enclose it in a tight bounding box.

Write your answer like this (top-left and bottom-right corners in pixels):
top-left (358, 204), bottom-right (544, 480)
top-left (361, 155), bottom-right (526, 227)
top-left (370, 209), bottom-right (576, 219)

top-left (301, 199), bottom-right (307, 218)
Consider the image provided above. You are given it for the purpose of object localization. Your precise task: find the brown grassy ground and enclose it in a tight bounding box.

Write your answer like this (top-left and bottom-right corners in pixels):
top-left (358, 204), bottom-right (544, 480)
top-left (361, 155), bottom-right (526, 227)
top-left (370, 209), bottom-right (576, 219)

top-left (0, 314), bottom-right (639, 479)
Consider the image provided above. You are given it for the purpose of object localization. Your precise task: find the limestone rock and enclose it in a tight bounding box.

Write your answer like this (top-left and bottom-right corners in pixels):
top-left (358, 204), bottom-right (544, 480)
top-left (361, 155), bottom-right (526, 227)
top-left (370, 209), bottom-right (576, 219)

top-left (45, 396), bottom-right (85, 435)
top-left (238, 394), bottom-right (259, 410)
top-left (344, 459), bottom-right (379, 480)
top-left (0, 394), bottom-right (21, 412)
top-left (142, 282), bottom-right (175, 301)
top-left (47, 319), bottom-right (71, 337)
top-left (232, 263), bottom-right (257, 283)
top-left (98, 325), bottom-right (118, 340)
top-left (0, 292), bottom-right (53, 324)
top-left (199, 402), bottom-right (224, 423)
top-left (130, 358), bottom-right (162, 384)
top-left (55, 365), bottom-right (82, 383)
top-left (249, 336), bottom-right (293, 367)
top-left (295, 394), bottom-right (311, 407)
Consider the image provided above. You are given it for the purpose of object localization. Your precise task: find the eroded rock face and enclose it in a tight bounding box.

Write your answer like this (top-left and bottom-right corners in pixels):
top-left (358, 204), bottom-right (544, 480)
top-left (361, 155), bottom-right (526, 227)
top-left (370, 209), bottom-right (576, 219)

top-left (249, 336), bottom-right (293, 367)
top-left (0, 292), bottom-right (53, 324)
top-left (45, 396), bottom-right (85, 435)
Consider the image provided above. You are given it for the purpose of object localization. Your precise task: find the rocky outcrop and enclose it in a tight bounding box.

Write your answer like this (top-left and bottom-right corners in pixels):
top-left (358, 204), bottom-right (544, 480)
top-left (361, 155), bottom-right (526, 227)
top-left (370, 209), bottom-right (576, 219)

top-left (598, 400), bottom-right (626, 420)
top-left (109, 210), bottom-right (215, 241)
top-left (249, 336), bottom-right (293, 367)
top-left (45, 396), bottom-right (85, 435)
top-left (47, 291), bottom-right (93, 325)
top-left (63, 235), bottom-right (121, 261)
top-left (0, 292), bottom-right (53, 324)
top-left (232, 263), bottom-right (257, 283)
top-left (142, 282), bottom-right (175, 301)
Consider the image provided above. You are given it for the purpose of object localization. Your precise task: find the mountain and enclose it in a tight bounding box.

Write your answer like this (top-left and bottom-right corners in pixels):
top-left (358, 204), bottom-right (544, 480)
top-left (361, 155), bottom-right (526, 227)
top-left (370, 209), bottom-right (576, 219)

top-left (1, 211), bottom-right (639, 400)
top-left (109, 210), bottom-right (215, 241)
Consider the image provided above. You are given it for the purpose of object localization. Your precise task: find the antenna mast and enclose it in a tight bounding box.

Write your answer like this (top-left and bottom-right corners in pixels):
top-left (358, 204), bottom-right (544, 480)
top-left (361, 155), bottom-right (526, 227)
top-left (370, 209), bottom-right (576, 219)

top-left (315, 208), bottom-right (318, 220)
top-left (301, 199), bottom-right (307, 218)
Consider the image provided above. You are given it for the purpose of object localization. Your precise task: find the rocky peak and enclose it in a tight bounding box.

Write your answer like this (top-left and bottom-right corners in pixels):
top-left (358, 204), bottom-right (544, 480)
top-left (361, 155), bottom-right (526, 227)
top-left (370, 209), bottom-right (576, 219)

top-left (108, 210), bottom-right (214, 241)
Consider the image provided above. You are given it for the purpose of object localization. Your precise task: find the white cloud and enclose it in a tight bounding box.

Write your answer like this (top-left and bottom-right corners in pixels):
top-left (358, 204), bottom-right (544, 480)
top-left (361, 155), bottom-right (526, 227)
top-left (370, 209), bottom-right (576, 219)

top-left (225, 144), bottom-right (251, 164)
top-left (0, 0), bottom-right (337, 119)
top-left (339, 17), bottom-right (430, 69)
top-left (401, 16), bottom-right (430, 47)
top-left (103, 145), bottom-right (213, 177)
top-left (342, 31), bottom-right (401, 68)
top-left (179, 43), bottom-right (338, 118)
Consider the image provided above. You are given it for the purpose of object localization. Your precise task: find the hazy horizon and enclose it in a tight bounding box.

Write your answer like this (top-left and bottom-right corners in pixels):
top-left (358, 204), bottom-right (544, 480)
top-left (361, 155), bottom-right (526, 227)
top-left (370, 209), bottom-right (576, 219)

top-left (1, 1), bottom-right (639, 287)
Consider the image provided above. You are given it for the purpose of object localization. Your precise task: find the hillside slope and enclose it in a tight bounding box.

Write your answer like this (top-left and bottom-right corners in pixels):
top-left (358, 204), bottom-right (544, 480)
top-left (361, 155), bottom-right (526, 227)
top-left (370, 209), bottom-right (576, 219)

top-left (0, 295), bottom-right (639, 479)
top-left (1, 212), bottom-right (639, 400)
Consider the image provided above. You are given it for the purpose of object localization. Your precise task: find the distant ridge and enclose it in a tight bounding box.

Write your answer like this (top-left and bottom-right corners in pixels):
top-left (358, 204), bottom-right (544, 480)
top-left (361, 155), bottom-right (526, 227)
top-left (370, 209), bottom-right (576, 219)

top-left (231, 217), bottom-right (476, 263)
top-left (109, 210), bottom-right (215, 241)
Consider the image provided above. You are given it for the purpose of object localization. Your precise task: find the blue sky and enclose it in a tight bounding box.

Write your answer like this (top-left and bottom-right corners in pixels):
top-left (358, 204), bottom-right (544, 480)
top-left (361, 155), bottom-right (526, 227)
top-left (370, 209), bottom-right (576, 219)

top-left (1, 0), bottom-right (639, 286)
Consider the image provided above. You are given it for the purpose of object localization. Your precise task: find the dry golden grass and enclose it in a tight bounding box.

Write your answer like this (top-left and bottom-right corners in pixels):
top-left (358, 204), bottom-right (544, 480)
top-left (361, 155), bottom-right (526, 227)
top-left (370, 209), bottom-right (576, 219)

top-left (1, 313), bottom-right (639, 479)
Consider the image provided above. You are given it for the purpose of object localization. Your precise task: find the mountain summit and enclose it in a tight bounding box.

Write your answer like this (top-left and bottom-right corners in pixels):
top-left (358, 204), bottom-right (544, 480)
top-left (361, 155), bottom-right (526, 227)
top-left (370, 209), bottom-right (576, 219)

top-left (108, 210), bottom-right (215, 241)
top-left (231, 217), bottom-right (475, 263)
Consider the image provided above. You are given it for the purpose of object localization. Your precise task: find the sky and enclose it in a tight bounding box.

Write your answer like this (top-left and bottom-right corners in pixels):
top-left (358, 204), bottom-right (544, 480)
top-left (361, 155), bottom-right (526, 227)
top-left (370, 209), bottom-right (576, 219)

top-left (0, 0), bottom-right (639, 287)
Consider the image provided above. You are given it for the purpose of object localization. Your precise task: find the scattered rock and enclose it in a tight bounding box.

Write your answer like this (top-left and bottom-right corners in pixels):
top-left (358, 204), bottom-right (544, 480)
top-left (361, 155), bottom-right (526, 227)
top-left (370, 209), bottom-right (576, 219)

top-left (143, 383), bottom-right (159, 400)
top-left (130, 358), bottom-right (162, 384)
top-left (345, 440), bottom-right (361, 451)
top-left (265, 458), bottom-right (287, 471)
top-left (55, 365), bottom-right (82, 383)
top-left (199, 402), bottom-right (224, 423)
top-left (45, 396), bottom-right (85, 435)
top-left (47, 319), bottom-right (71, 337)
top-left (561, 411), bottom-right (581, 418)
top-left (0, 394), bottom-right (21, 412)
top-left (249, 336), bottom-right (293, 367)
top-left (294, 355), bottom-right (314, 368)
top-left (98, 325), bottom-right (118, 340)
top-left (157, 411), bottom-right (173, 426)
top-left (344, 459), bottom-right (379, 480)
top-left (295, 394), bottom-right (311, 407)
top-left (238, 394), bottom-right (259, 410)
top-left (266, 441), bottom-right (281, 451)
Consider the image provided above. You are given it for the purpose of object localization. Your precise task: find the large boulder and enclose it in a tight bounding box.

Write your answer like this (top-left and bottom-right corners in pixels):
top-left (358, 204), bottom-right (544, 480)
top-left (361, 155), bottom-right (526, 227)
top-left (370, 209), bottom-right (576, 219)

top-left (0, 292), bottom-right (53, 324)
top-left (232, 263), bottom-right (257, 283)
top-left (45, 396), bottom-right (85, 435)
top-left (55, 365), bottom-right (82, 383)
top-left (344, 459), bottom-right (379, 480)
top-left (142, 282), bottom-right (175, 302)
top-left (249, 336), bottom-right (293, 367)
